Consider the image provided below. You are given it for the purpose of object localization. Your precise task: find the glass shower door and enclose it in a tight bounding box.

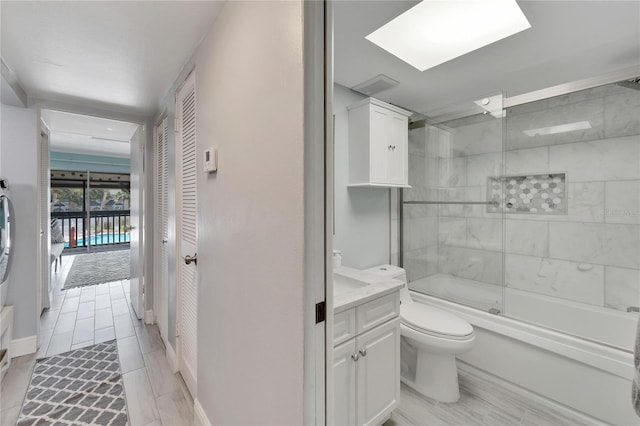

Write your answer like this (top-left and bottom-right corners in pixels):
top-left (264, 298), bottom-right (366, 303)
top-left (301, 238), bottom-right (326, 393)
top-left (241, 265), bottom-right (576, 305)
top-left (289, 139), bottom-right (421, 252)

top-left (501, 80), bottom-right (640, 351)
top-left (401, 93), bottom-right (506, 313)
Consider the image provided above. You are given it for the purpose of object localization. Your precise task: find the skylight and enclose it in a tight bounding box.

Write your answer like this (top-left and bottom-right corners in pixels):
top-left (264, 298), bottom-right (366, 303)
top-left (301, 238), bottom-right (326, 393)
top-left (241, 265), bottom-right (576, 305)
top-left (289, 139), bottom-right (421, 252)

top-left (366, 0), bottom-right (531, 72)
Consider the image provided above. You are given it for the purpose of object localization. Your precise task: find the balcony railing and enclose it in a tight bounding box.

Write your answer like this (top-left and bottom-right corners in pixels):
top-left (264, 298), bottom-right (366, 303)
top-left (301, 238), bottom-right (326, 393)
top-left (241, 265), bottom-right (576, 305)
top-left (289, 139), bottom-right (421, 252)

top-left (52, 209), bottom-right (131, 249)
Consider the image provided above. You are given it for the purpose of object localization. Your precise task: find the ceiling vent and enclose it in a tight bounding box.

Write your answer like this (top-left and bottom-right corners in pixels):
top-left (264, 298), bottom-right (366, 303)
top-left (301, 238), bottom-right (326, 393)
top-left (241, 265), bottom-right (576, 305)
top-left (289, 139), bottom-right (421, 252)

top-left (351, 74), bottom-right (399, 97)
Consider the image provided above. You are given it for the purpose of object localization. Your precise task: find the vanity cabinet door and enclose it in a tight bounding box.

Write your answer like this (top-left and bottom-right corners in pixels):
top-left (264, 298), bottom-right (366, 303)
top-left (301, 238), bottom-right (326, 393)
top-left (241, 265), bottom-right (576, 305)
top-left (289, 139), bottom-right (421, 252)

top-left (333, 339), bottom-right (357, 426)
top-left (356, 318), bottom-right (400, 426)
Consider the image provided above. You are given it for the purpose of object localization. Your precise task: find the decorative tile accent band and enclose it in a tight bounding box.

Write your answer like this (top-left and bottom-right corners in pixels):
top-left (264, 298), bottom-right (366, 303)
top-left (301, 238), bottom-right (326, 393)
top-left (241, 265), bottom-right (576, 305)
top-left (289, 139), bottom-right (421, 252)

top-left (488, 173), bottom-right (567, 214)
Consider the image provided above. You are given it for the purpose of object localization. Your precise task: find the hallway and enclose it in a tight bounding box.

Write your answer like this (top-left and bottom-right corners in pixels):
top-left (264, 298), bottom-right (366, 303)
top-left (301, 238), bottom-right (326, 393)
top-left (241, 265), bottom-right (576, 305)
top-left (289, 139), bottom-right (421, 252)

top-left (0, 256), bottom-right (193, 425)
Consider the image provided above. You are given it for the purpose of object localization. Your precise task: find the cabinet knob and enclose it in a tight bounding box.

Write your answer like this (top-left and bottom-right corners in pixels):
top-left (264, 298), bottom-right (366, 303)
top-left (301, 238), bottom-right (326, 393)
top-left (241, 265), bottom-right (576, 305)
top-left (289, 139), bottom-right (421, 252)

top-left (388, 145), bottom-right (393, 151)
top-left (351, 353), bottom-right (359, 362)
top-left (359, 348), bottom-right (367, 357)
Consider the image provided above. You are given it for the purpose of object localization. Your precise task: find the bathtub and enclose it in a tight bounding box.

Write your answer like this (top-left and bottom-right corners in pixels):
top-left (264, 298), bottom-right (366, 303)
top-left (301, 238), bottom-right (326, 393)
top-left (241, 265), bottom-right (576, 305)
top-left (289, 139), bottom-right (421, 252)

top-left (409, 274), bottom-right (638, 425)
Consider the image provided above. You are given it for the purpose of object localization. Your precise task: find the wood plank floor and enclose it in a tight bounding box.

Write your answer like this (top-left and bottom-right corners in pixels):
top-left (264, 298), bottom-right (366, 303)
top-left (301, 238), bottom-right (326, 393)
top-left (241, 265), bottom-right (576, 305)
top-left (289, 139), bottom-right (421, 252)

top-left (0, 254), bottom-right (193, 426)
top-left (384, 367), bottom-right (603, 426)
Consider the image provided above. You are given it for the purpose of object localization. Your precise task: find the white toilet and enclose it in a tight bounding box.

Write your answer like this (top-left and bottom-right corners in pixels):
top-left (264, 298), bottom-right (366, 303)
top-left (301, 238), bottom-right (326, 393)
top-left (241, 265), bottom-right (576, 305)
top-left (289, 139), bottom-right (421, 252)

top-left (365, 265), bottom-right (475, 403)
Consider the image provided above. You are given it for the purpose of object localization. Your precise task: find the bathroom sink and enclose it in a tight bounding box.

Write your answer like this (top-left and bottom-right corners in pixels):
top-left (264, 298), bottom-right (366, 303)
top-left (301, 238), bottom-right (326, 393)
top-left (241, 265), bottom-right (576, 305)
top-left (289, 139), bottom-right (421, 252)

top-left (333, 273), bottom-right (369, 294)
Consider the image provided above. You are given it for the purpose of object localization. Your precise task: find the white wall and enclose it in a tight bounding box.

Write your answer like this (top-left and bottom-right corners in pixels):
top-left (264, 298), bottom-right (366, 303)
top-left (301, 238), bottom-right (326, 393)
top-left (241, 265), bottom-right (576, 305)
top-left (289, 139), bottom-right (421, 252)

top-left (0, 104), bottom-right (38, 341)
top-left (333, 84), bottom-right (391, 269)
top-left (157, 1), bottom-right (307, 423)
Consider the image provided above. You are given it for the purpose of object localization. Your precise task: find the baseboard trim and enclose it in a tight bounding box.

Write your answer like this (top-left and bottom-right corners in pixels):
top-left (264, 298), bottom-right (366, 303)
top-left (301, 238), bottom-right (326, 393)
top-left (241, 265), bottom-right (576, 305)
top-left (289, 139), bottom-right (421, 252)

top-left (194, 398), bottom-right (211, 426)
top-left (11, 335), bottom-right (37, 357)
top-left (144, 309), bottom-right (154, 325)
top-left (165, 341), bottom-right (179, 373)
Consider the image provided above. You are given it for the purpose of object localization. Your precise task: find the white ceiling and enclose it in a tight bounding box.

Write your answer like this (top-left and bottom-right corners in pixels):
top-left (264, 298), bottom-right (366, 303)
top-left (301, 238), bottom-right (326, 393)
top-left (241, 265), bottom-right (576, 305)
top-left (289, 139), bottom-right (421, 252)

top-left (1, 1), bottom-right (224, 115)
top-left (1, 1), bottom-right (637, 120)
top-left (42, 110), bottom-right (139, 158)
top-left (335, 1), bottom-right (640, 117)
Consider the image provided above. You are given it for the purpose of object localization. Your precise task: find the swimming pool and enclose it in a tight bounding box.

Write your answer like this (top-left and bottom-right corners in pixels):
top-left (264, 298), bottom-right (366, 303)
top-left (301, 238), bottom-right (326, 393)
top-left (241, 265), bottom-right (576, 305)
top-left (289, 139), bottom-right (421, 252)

top-left (64, 232), bottom-right (130, 247)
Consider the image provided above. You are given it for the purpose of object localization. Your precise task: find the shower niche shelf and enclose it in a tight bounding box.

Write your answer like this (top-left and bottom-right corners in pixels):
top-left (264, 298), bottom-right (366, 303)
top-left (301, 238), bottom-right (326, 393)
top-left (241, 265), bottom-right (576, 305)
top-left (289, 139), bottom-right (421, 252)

top-left (488, 173), bottom-right (567, 215)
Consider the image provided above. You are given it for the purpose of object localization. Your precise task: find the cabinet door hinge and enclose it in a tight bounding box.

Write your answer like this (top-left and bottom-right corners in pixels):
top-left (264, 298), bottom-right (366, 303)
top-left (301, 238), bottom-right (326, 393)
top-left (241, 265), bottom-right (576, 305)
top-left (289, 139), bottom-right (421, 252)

top-left (315, 301), bottom-right (326, 324)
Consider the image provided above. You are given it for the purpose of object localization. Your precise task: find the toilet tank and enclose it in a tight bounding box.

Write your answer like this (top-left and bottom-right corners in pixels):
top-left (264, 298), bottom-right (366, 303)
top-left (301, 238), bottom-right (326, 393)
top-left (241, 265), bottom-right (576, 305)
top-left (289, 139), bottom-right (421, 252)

top-left (364, 264), bottom-right (414, 307)
top-left (364, 264), bottom-right (407, 283)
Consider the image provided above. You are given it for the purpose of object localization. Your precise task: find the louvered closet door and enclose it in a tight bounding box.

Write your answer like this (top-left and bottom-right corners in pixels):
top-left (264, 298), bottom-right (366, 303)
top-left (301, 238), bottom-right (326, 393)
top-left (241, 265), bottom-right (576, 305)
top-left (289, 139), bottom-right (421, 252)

top-left (155, 117), bottom-right (169, 343)
top-left (176, 71), bottom-right (198, 397)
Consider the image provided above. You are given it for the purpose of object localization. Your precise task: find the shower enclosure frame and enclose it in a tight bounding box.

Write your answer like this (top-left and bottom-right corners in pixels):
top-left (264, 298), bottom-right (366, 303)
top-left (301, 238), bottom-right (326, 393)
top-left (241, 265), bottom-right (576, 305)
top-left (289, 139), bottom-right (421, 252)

top-left (396, 66), bottom-right (640, 424)
top-left (398, 64), bottom-right (640, 330)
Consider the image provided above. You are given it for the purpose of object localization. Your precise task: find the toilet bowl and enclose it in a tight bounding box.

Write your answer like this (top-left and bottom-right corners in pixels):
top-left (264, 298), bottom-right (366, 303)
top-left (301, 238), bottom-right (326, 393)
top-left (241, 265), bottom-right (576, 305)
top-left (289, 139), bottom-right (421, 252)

top-left (365, 265), bottom-right (475, 403)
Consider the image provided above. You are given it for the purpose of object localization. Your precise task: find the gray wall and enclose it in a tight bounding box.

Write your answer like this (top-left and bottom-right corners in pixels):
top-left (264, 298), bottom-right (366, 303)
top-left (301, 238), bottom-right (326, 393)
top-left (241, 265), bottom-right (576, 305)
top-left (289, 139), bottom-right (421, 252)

top-left (333, 84), bottom-right (390, 269)
top-left (0, 104), bottom-right (38, 340)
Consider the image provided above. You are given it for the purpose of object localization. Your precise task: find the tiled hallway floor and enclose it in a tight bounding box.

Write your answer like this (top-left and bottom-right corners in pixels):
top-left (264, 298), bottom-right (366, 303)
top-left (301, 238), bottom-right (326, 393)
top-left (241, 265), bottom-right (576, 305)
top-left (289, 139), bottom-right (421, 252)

top-left (0, 254), bottom-right (194, 426)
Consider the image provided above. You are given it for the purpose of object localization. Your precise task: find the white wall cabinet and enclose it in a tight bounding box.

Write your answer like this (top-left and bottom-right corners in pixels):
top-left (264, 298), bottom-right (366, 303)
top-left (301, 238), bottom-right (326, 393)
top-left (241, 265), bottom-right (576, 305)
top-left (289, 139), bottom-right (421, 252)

top-left (333, 293), bottom-right (401, 426)
top-left (348, 98), bottom-right (412, 188)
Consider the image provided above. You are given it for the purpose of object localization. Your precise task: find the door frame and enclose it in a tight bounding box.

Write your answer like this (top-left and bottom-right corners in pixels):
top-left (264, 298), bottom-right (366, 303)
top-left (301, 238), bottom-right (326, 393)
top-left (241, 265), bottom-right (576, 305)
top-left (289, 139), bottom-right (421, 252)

top-left (35, 113), bottom-right (51, 348)
top-left (35, 102), bottom-right (149, 348)
top-left (302, 0), bottom-right (333, 423)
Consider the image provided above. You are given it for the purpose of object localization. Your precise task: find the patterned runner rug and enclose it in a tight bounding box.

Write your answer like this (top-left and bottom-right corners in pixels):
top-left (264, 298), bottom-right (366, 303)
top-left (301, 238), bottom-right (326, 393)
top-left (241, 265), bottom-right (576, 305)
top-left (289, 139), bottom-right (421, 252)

top-left (63, 250), bottom-right (130, 289)
top-left (17, 340), bottom-right (128, 426)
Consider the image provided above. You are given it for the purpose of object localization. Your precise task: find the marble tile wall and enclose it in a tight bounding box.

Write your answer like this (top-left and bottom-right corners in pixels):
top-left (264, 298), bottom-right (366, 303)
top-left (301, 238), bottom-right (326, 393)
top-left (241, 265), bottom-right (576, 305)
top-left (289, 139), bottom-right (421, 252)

top-left (402, 83), bottom-right (640, 313)
top-left (503, 84), bottom-right (640, 312)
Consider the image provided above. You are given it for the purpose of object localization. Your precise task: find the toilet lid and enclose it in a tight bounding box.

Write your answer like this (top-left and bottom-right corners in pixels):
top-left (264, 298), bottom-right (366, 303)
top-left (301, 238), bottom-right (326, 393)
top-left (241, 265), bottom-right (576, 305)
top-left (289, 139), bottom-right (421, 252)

top-left (401, 303), bottom-right (473, 339)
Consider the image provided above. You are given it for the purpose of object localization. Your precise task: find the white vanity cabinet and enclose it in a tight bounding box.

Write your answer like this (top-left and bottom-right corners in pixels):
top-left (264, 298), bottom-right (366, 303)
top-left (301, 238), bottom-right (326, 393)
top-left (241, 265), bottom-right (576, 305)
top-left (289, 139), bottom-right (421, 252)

top-left (333, 292), bottom-right (401, 426)
top-left (347, 98), bottom-right (412, 188)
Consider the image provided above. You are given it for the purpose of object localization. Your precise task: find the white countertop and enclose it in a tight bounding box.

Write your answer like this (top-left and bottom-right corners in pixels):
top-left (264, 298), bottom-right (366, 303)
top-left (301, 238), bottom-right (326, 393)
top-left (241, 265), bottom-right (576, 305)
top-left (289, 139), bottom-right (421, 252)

top-left (333, 266), bottom-right (404, 314)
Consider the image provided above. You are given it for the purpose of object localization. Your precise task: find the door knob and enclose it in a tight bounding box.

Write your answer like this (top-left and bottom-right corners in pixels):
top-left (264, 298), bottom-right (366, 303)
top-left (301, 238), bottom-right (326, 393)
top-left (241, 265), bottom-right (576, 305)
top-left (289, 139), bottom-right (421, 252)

top-left (184, 254), bottom-right (197, 265)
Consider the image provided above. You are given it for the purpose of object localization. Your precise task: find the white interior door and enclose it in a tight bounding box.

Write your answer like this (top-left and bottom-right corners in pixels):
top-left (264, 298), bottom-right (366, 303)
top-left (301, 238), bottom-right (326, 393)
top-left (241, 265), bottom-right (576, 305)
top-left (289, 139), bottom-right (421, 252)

top-left (39, 127), bottom-right (51, 311)
top-left (129, 125), bottom-right (144, 319)
top-left (176, 71), bottom-right (198, 396)
top-left (155, 117), bottom-right (169, 342)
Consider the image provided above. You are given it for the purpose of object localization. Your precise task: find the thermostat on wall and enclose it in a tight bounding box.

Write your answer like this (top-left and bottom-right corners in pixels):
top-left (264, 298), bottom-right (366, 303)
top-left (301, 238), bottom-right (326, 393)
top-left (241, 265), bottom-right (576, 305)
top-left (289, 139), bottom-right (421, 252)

top-left (204, 146), bottom-right (218, 172)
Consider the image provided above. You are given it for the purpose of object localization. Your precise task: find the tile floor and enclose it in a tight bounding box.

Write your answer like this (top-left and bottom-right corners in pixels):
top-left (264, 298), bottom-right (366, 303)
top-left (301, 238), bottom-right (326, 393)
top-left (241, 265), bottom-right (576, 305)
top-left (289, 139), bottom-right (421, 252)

top-left (0, 254), bottom-right (194, 426)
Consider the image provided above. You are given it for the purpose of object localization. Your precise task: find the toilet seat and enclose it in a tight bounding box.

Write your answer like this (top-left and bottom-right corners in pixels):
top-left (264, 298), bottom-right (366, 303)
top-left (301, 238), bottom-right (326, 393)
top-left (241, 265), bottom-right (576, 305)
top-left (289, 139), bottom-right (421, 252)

top-left (401, 303), bottom-right (473, 341)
